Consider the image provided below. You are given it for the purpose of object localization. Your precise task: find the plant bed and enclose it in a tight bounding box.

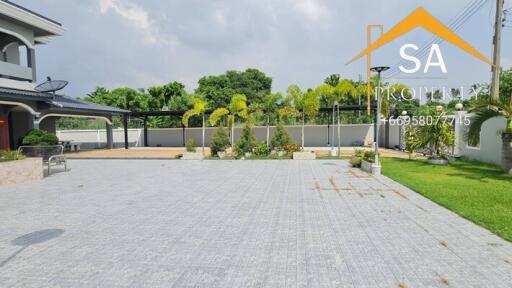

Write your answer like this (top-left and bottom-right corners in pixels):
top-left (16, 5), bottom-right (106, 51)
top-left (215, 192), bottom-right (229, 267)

top-left (0, 158), bottom-right (43, 186)
top-left (361, 160), bottom-right (373, 173)
top-left (293, 151), bottom-right (316, 160)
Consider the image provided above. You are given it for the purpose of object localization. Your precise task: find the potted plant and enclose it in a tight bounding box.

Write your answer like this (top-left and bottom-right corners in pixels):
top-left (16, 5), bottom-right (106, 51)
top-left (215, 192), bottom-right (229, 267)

top-left (361, 150), bottom-right (376, 173)
top-left (1, 150), bottom-right (42, 186)
top-left (349, 148), bottom-right (365, 168)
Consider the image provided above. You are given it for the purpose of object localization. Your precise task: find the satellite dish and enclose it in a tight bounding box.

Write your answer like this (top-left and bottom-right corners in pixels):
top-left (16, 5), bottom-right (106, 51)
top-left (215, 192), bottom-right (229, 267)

top-left (35, 77), bottom-right (68, 95)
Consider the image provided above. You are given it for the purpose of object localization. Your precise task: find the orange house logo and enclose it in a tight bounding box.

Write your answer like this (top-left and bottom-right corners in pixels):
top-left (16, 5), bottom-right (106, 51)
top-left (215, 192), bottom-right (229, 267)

top-left (347, 7), bottom-right (493, 73)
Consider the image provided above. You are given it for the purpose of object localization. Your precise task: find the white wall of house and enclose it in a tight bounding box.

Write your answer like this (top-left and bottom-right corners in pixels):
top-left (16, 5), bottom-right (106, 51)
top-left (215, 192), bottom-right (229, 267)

top-left (56, 124), bottom-right (401, 149)
top-left (454, 111), bottom-right (506, 166)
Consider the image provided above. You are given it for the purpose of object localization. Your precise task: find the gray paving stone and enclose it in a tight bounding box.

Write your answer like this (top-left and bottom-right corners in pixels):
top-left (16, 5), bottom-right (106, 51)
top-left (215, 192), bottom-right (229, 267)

top-left (0, 159), bottom-right (511, 287)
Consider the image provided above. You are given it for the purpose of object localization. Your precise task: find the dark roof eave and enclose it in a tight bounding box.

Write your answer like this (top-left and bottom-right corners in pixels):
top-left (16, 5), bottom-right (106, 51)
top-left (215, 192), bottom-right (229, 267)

top-left (1, 0), bottom-right (62, 26)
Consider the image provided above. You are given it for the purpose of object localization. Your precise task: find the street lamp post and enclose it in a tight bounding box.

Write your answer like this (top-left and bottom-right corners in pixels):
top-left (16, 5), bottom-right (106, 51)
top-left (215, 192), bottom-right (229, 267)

top-left (370, 66), bottom-right (389, 175)
top-left (331, 102), bottom-right (336, 155)
top-left (337, 102), bottom-right (341, 157)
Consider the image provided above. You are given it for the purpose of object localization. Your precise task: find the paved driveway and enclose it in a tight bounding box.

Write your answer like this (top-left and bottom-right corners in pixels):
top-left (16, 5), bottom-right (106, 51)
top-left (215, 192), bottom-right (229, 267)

top-left (0, 160), bottom-right (511, 287)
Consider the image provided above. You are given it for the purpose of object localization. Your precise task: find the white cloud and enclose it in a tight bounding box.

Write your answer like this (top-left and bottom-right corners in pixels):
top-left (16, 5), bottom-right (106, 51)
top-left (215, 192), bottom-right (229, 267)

top-left (293, 0), bottom-right (330, 23)
top-left (98, 0), bottom-right (160, 44)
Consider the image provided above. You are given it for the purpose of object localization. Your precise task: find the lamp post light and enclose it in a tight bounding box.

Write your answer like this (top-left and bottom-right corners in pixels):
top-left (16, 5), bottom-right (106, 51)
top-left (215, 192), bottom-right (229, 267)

top-left (370, 66), bottom-right (390, 175)
top-left (336, 102), bottom-right (341, 157)
top-left (331, 101), bottom-right (339, 156)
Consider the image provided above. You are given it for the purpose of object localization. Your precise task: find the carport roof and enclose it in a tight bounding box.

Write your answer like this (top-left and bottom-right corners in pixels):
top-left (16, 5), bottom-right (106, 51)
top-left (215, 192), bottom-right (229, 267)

top-left (0, 86), bottom-right (129, 114)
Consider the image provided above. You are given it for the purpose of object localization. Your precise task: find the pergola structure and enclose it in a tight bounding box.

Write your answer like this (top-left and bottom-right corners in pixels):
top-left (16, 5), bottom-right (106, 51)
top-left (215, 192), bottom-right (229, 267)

top-left (122, 104), bottom-right (378, 149)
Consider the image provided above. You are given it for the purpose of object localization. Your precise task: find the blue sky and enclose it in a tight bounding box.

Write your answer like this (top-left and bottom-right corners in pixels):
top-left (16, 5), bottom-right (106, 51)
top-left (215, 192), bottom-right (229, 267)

top-left (16, 0), bottom-right (512, 97)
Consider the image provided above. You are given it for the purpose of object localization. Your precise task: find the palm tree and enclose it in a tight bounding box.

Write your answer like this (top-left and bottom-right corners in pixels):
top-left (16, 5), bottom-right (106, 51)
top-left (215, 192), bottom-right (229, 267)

top-left (182, 97), bottom-right (207, 154)
top-left (468, 98), bottom-right (512, 173)
top-left (209, 94), bottom-right (248, 146)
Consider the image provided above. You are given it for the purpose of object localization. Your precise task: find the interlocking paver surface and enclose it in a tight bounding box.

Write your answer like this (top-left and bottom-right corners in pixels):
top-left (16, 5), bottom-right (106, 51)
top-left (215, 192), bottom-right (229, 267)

top-left (1, 159), bottom-right (511, 287)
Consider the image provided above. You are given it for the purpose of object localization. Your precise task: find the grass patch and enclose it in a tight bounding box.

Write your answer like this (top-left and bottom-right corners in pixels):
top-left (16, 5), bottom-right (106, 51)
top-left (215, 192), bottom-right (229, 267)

top-left (381, 157), bottom-right (512, 242)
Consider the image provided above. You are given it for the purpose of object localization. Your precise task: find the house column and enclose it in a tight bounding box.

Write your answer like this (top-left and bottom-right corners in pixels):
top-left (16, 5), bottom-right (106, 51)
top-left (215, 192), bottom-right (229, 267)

top-left (27, 48), bottom-right (36, 83)
top-left (106, 122), bottom-right (113, 149)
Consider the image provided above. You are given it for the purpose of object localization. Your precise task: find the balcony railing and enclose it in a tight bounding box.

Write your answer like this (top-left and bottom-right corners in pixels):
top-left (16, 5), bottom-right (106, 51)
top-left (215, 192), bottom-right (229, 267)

top-left (0, 61), bottom-right (33, 81)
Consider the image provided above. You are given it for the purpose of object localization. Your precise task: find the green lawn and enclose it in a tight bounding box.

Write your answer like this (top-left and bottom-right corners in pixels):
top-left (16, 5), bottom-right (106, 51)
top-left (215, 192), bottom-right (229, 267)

top-left (381, 158), bottom-right (512, 242)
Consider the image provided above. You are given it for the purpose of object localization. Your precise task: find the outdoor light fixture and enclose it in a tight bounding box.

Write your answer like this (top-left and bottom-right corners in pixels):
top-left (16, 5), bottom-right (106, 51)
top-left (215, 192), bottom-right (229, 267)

top-left (370, 66), bottom-right (390, 175)
top-left (401, 111), bottom-right (408, 116)
top-left (455, 103), bottom-right (464, 111)
top-left (331, 101), bottom-right (340, 156)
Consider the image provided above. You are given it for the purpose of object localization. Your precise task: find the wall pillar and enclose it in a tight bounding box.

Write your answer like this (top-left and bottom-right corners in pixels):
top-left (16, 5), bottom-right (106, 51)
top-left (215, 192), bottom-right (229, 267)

top-left (27, 48), bottom-right (36, 83)
top-left (453, 111), bottom-right (466, 158)
top-left (106, 122), bottom-right (113, 149)
top-left (143, 116), bottom-right (148, 147)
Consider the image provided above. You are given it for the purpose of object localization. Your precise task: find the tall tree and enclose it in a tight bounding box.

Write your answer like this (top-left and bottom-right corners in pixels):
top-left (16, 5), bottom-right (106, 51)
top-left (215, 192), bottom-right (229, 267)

top-left (324, 74), bottom-right (341, 87)
top-left (196, 68), bottom-right (272, 109)
top-left (209, 94), bottom-right (248, 145)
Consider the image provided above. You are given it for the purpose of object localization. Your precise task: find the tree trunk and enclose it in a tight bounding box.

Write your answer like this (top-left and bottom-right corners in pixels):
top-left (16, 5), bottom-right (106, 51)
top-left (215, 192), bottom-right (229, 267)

top-left (502, 132), bottom-right (512, 175)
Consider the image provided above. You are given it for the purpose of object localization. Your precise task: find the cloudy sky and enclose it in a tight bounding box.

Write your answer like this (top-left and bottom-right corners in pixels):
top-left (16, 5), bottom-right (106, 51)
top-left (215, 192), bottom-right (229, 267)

top-left (15, 0), bottom-right (512, 97)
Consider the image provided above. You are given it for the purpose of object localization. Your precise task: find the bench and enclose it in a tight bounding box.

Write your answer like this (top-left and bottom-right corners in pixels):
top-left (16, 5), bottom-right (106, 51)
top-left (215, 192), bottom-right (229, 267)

top-left (18, 145), bottom-right (68, 176)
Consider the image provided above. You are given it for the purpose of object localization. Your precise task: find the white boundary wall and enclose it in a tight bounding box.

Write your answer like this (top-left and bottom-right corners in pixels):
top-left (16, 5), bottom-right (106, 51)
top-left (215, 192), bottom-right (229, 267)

top-left (57, 124), bottom-right (401, 149)
top-left (454, 111), bottom-right (506, 166)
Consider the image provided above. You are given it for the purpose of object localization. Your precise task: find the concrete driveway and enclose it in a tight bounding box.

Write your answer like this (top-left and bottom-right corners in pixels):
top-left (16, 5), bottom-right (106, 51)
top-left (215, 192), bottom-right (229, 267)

top-left (0, 160), bottom-right (511, 287)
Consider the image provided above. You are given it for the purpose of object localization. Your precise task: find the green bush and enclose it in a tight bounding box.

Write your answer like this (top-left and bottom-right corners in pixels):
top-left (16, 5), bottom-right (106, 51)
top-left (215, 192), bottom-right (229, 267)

top-left (271, 124), bottom-right (291, 151)
top-left (210, 127), bottom-right (230, 156)
top-left (22, 129), bottom-right (59, 146)
top-left (0, 150), bottom-right (26, 162)
top-left (254, 142), bottom-right (270, 156)
top-left (185, 138), bottom-right (197, 152)
top-left (236, 125), bottom-right (256, 153)
top-left (354, 148), bottom-right (365, 158)
top-left (349, 157), bottom-right (362, 167)
top-left (363, 150), bottom-right (376, 163)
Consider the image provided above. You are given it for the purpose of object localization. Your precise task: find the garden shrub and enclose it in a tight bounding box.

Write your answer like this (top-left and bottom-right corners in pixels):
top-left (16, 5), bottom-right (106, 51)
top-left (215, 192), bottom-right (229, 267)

top-left (185, 138), bottom-right (197, 152)
top-left (210, 126), bottom-right (230, 156)
top-left (283, 143), bottom-right (301, 154)
top-left (22, 129), bottom-right (59, 146)
top-left (236, 125), bottom-right (256, 153)
top-left (0, 150), bottom-right (26, 162)
top-left (271, 124), bottom-right (291, 151)
top-left (354, 148), bottom-right (365, 158)
top-left (363, 150), bottom-right (376, 163)
top-left (349, 157), bottom-right (362, 167)
top-left (254, 142), bottom-right (270, 156)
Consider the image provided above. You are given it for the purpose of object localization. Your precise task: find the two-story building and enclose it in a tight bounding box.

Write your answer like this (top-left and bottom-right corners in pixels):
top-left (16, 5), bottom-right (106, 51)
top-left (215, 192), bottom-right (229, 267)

top-left (0, 0), bottom-right (128, 150)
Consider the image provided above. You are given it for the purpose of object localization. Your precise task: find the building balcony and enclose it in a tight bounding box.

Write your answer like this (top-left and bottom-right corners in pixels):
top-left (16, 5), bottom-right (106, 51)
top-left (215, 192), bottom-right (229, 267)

top-left (0, 61), bottom-right (33, 82)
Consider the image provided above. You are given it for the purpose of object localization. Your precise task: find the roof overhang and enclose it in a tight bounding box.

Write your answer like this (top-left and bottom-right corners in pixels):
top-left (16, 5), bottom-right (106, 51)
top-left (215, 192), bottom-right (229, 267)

top-left (0, 0), bottom-right (65, 38)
